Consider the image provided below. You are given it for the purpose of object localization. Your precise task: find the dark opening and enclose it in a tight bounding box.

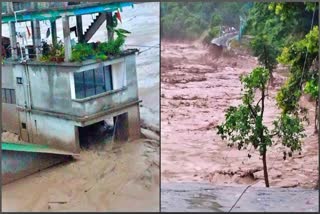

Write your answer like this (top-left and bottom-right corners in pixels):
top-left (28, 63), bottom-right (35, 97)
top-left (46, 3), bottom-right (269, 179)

top-left (113, 113), bottom-right (129, 143)
top-left (21, 123), bottom-right (27, 129)
top-left (78, 119), bottom-right (114, 149)
top-left (16, 77), bottom-right (23, 84)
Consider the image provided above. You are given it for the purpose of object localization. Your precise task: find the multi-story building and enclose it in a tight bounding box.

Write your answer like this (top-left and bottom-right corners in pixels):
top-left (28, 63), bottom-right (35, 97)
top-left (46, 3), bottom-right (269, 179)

top-left (1, 2), bottom-right (141, 153)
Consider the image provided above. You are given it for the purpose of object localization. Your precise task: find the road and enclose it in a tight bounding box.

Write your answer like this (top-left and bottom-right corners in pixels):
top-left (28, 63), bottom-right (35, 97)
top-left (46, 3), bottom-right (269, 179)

top-left (162, 183), bottom-right (319, 212)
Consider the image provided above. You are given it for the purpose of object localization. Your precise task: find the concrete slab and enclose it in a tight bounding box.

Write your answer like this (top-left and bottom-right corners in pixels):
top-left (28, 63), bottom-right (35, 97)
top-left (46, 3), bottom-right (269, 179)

top-left (233, 187), bottom-right (319, 212)
top-left (2, 142), bottom-right (79, 156)
top-left (161, 182), bottom-right (319, 212)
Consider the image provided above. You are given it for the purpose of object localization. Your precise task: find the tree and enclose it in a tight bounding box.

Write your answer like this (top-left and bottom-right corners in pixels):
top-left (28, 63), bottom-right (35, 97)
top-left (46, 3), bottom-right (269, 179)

top-left (161, 2), bottom-right (245, 40)
top-left (250, 35), bottom-right (278, 85)
top-left (217, 67), bottom-right (306, 187)
top-left (244, 2), bottom-right (318, 83)
top-left (277, 26), bottom-right (319, 133)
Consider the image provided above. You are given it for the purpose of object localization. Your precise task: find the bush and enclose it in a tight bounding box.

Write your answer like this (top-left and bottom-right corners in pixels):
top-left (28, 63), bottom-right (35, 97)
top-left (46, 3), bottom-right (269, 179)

top-left (71, 43), bottom-right (94, 62)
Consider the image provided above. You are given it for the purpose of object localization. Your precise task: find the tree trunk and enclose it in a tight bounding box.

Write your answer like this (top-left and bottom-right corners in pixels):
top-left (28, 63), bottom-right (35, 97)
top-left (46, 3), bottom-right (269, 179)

top-left (262, 150), bottom-right (270, 187)
top-left (315, 100), bottom-right (318, 134)
top-left (260, 85), bottom-right (269, 188)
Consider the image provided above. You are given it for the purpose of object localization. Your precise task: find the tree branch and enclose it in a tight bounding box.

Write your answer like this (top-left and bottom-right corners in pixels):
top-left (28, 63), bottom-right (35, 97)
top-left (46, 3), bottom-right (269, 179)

top-left (248, 104), bottom-right (257, 118)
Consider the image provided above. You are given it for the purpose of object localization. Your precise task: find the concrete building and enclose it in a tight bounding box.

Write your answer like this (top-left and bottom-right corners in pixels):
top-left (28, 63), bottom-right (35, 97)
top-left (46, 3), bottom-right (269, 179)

top-left (1, 2), bottom-right (141, 153)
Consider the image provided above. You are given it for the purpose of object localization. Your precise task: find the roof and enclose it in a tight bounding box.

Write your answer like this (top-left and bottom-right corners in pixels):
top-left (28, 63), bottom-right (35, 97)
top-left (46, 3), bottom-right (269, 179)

top-left (2, 141), bottom-right (79, 156)
top-left (2, 2), bottom-right (133, 23)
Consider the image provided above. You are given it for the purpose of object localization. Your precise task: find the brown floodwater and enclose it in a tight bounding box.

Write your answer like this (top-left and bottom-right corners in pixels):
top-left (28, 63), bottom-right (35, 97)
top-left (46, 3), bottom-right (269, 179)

top-left (161, 41), bottom-right (318, 189)
top-left (2, 2), bottom-right (160, 212)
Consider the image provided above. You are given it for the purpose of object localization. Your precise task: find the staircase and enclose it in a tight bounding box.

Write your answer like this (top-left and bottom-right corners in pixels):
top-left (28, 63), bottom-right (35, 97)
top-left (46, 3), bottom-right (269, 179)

top-left (83, 13), bottom-right (107, 42)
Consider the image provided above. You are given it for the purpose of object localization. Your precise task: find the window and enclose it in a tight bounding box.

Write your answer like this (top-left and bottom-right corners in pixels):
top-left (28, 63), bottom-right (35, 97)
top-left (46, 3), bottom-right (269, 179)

top-left (2, 88), bottom-right (16, 104)
top-left (16, 77), bottom-right (23, 84)
top-left (74, 65), bottom-right (113, 99)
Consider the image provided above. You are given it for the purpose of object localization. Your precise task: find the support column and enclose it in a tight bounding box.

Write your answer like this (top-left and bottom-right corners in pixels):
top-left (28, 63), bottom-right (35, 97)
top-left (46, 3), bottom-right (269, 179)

top-left (31, 2), bottom-right (41, 60)
top-left (33, 20), bottom-right (41, 60)
top-left (50, 19), bottom-right (57, 47)
top-left (128, 105), bottom-right (141, 141)
top-left (76, 15), bottom-right (84, 43)
top-left (114, 112), bottom-right (129, 142)
top-left (62, 15), bottom-right (72, 62)
top-left (106, 12), bottom-right (114, 41)
top-left (7, 2), bottom-right (18, 60)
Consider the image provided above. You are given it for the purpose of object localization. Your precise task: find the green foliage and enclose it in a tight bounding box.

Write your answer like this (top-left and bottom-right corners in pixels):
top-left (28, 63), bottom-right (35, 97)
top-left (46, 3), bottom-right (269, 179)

top-left (276, 26), bottom-right (319, 113)
top-left (94, 53), bottom-right (108, 61)
top-left (272, 114), bottom-right (305, 152)
top-left (113, 28), bottom-right (131, 38)
top-left (250, 35), bottom-right (278, 73)
top-left (40, 40), bottom-right (65, 62)
top-left (208, 26), bottom-right (220, 38)
top-left (245, 2), bottom-right (317, 63)
top-left (217, 67), bottom-right (306, 186)
top-left (161, 2), bottom-right (245, 40)
top-left (304, 79), bottom-right (318, 99)
top-left (71, 43), bottom-right (94, 62)
top-left (70, 28), bottom-right (130, 62)
top-left (97, 37), bottom-right (124, 56)
top-left (217, 67), bottom-right (272, 155)
top-left (51, 40), bottom-right (65, 58)
top-left (210, 14), bottom-right (222, 27)
top-left (246, 2), bottom-right (318, 133)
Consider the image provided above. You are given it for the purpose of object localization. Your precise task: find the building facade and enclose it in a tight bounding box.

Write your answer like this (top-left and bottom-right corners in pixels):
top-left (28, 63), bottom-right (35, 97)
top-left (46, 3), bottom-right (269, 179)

top-left (2, 51), bottom-right (141, 153)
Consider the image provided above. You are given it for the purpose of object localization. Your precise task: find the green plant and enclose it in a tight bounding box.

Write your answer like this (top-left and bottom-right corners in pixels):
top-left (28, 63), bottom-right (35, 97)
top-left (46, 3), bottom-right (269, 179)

top-left (97, 40), bottom-right (121, 56)
top-left (208, 26), bottom-right (220, 38)
top-left (250, 35), bottom-right (278, 83)
top-left (39, 40), bottom-right (64, 62)
top-left (71, 43), bottom-right (94, 62)
top-left (276, 26), bottom-right (319, 132)
top-left (217, 67), bottom-right (306, 187)
top-left (95, 53), bottom-right (108, 61)
top-left (97, 28), bottom-right (130, 56)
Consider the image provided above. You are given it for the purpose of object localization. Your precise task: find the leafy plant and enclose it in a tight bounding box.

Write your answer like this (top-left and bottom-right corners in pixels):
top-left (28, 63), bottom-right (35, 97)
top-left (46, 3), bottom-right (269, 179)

top-left (276, 25), bottom-right (319, 132)
top-left (217, 67), bottom-right (306, 187)
top-left (95, 53), bottom-right (108, 61)
top-left (71, 43), bottom-right (94, 62)
top-left (250, 35), bottom-right (278, 83)
top-left (40, 40), bottom-right (65, 62)
top-left (98, 28), bottom-right (130, 56)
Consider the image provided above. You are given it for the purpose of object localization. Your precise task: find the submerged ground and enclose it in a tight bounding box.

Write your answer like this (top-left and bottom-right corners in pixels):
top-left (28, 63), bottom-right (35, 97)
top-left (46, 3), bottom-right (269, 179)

top-left (161, 40), bottom-right (318, 188)
top-left (2, 3), bottom-right (159, 212)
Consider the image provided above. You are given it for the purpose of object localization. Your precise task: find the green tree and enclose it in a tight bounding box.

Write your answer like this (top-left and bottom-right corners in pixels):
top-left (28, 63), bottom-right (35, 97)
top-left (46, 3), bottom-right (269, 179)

top-left (217, 67), bottom-right (306, 187)
top-left (276, 26), bottom-right (319, 132)
top-left (161, 2), bottom-right (245, 40)
top-left (250, 35), bottom-right (278, 84)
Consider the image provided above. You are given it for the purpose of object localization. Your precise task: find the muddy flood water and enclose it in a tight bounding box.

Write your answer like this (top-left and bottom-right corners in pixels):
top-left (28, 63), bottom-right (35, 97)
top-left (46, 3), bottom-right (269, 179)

top-left (2, 3), bottom-right (159, 212)
top-left (161, 41), bottom-right (318, 189)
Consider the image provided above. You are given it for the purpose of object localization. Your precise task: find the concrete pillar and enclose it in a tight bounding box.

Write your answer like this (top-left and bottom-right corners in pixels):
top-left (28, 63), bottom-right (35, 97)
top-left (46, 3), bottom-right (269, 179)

top-left (50, 20), bottom-right (57, 47)
top-left (106, 12), bottom-right (114, 41)
top-left (128, 105), bottom-right (141, 141)
top-left (7, 2), bottom-right (18, 60)
top-left (114, 113), bottom-right (129, 142)
top-left (31, 2), bottom-right (41, 60)
top-left (33, 20), bottom-right (41, 60)
top-left (76, 15), bottom-right (84, 43)
top-left (62, 15), bottom-right (72, 62)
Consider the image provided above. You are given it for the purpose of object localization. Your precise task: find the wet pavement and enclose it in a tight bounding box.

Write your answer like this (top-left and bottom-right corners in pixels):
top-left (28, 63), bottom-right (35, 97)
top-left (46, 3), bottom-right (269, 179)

top-left (161, 183), bottom-right (319, 212)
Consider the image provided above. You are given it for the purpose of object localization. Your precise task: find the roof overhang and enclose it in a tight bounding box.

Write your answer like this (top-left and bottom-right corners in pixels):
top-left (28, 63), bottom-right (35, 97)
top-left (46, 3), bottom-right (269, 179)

top-left (2, 2), bottom-right (134, 23)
